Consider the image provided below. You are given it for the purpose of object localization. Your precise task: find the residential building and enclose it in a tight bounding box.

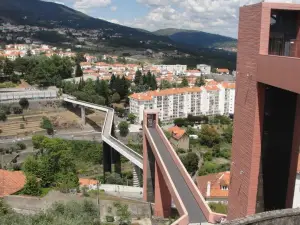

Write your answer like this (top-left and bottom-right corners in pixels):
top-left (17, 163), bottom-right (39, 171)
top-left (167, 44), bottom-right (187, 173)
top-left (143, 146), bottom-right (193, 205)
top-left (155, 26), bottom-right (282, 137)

top-left (216, 68), bottom-right (230, 75)
top-left (0, 170), bottom-right (26, 197)
top-left (129, 82), bottom-right (235, 123)
top-left (222, 82), bottom-right (236, 115)
top-left (168, 126), bottom-right (189, 150)
top-left (197, 171), bottom-right (230, 204)
top-left (154, 64), bottom-right (187, 74)
top-left (197, 64), bottom-right (211, 74)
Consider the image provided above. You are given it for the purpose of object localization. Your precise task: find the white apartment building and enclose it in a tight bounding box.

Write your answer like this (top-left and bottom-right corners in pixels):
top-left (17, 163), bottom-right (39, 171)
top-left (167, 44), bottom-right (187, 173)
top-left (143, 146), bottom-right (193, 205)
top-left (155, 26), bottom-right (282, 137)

top-left (129, 82), bottom-right (236, 123)
top-left (154, 64), bottom-right (187, 74)
top-left (196, 64), bottom-right (211, 75)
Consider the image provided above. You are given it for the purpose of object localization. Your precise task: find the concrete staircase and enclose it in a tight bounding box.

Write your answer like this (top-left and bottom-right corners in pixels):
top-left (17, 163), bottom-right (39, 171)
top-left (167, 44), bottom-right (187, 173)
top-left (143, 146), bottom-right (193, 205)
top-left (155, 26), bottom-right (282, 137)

top-left (133, 164), bottom-right (142, 187)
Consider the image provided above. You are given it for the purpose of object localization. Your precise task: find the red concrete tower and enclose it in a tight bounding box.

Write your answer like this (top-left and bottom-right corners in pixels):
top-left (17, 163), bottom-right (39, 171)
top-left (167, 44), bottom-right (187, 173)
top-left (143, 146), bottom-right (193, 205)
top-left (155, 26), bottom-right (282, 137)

top-left (228, 2), bottom-right (300, 220)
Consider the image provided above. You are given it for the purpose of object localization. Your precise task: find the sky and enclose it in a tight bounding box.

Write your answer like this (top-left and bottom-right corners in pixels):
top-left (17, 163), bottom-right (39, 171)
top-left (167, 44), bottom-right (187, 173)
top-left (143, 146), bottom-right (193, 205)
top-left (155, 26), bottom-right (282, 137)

top-left (45, 0), bottom-right (280, 38)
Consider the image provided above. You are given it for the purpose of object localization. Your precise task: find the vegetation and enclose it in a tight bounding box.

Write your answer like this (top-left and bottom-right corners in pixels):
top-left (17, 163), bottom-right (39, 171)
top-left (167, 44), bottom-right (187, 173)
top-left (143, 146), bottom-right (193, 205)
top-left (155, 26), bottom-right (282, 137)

top-left (208, 202), bottom-right (228, 214)
top-left (0, 111), bottom-right (7, 121)
top-left (127, 113), bottom-right (136, 124)
top-left (132, 70), bottom-right (157, 93)
top-left (22, 174), bottom-right (42, 196)
top-left (0, 82), bottom-right (17, 88)
top-left (114, 202), bottom-right (132, 225)
top-left (180, 152), bottom-right (199, 174)
top-left (198, 162), bottom-right (230, 176)
top-left (75, 63), bottom-right (83, 77)
top-left (40, 117), bottom-right (54, 135)
top-left (0, 200), bottom-right (100, 225)
top-left (19, 98), bottom-right (29, 110)
top-left (118, 121), bottom-right (129, 137)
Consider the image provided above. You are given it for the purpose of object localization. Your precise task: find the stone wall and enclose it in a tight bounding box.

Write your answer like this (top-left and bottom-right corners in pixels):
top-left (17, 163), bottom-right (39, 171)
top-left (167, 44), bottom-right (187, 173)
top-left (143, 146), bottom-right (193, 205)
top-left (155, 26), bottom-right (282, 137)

top-left (225, 208), bottom-right (300, 225)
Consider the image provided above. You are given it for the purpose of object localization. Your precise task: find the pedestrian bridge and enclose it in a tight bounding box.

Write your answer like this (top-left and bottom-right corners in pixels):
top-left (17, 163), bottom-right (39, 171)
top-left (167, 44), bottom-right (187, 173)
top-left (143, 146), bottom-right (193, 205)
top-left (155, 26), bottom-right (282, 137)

top-left (63, 98), bottom-right (226, 224)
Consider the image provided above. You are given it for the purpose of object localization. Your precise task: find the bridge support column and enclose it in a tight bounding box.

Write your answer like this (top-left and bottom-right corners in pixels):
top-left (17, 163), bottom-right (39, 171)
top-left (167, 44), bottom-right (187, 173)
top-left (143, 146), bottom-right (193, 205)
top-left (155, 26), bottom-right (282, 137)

top-left (103, 142), bottom-right (112, 178)
top-left (143, 138), bottom-right (155, 202)
top-left (112, 149), bottom-right (121, 175)
top-left (80, 106), bottom-right (86, 124)
top-left (154, 161), bottom-right (171, 218)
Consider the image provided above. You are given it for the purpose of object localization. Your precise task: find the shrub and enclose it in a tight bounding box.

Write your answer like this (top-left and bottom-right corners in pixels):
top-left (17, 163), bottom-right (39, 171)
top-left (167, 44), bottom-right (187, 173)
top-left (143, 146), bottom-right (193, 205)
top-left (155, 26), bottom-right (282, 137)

top-left (106, 216), bottom-right (115, 222)
top-left (20, 124), bottom-right (25, 129)
top-left (118, 121), bottom-right (129, 137)
top-left (12, 106), bottom-right (23, 114)
top-left (22, 174), bottom-right (42, 196)
top-left (16, 142), bottom-right (26, 150)
top-left (0, 111), bottom-right (7, 122)
top-left (208, 202), bottom-right (228, 214)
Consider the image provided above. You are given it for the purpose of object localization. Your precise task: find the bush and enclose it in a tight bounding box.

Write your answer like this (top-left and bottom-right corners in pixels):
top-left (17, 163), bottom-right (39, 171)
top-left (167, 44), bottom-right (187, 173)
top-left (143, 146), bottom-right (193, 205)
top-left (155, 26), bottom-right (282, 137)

top-left (16, 142), bottom-right (26, 150)
top-left (118, 121), bottom-right (129, 137)
top-left (20, 124), bottom-right (25, 129)
top-left (22, 174), bottom-right (42, 196)
top-left (203, 151), bottom-right (213, 161)
top-left (0, 111), bottom-right (7, 122)
top-left (198, 162), bottom-right (230, 176)
top-left (180, 152), bottom-right (199, 174)
top-left (40, 117), bottom-right (54, 134)
top-left (127, 113), bottom-right (136, 124)
top-left (19, 98), bottom-right (29, 110)
top-left (208, 202), bottom-right (228, 214)
top-left (106, 216), bottom-right (115, 222)
top-left (12, 106), bottom-right (23, 114)
top-left (199, 125), bottom-right (221, 147)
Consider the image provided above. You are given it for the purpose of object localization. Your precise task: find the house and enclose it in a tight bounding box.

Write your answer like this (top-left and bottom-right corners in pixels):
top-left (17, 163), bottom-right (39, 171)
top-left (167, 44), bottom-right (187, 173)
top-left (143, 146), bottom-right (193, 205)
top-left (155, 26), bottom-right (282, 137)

top-left (196, 171), bottom-right (230, 204)
top-left (79, 178), bottom-right (99, 191)
top-left (0, 170), bottom-right (26, 197)
top-left (197, 64), bottom-right (211, 74)
top-left (216, 68), bottom-right (230, 75)
top-left (168, 126), bottom-right (189, 150)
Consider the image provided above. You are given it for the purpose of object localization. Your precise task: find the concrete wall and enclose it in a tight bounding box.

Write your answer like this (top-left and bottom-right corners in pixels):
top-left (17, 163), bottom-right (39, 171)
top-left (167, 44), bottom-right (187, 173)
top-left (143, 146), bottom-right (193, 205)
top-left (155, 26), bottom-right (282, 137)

top-left (4, 191), bottom-right (151, 219)
top-left (225, 208), bottom-right (300, 225)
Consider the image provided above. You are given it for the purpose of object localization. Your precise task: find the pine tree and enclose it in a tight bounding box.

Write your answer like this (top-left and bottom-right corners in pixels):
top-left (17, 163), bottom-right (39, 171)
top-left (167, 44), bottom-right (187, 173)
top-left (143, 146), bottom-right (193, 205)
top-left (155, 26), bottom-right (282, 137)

top-left (75, 63), bottom-right (83, 77)
top-left (134, 70), bottom-right (142, 85)
top-left (180, 76), bottom-right (189, 87)
top-left (3, 58), bottom-right (14, 75)
top-left (110, 74), bottom-right (116, 91)
top-left (150, 74), bottom-right (157, 90)
top-left (195, 75), bottom-right (205, 87)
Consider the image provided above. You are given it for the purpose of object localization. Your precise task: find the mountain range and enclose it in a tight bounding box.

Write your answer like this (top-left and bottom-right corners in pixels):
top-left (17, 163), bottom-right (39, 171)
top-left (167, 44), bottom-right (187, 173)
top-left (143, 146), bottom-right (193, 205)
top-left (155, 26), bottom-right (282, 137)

top-left (153, 28), bottom-right (237, 49)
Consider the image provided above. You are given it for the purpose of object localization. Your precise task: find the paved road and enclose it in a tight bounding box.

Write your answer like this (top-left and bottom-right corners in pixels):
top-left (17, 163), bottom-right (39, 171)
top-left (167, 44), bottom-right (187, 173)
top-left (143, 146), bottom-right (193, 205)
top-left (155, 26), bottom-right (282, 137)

top-left (148, 128), bottom-right (207, 223)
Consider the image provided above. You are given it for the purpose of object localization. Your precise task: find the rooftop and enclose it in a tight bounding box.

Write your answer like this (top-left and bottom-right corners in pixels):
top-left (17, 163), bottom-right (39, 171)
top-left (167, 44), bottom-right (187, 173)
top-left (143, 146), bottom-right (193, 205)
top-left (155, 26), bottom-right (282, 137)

top-left (0, 170), bottom-right (26, 197)
top-left (168, 126), bottom-right (186, 140)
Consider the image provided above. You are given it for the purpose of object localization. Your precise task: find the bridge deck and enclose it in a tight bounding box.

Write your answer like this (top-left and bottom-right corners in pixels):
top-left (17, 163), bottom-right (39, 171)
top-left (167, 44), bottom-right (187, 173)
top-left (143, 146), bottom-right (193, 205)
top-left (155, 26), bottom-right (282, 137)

top-left (148, 128), bottom-right (207, 223)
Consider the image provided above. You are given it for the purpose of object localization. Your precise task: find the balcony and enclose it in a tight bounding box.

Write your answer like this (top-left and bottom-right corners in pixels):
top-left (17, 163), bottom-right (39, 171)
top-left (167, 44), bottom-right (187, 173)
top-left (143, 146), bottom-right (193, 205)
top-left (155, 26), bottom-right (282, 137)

top-left (269, 38), bottom-right (300, 58)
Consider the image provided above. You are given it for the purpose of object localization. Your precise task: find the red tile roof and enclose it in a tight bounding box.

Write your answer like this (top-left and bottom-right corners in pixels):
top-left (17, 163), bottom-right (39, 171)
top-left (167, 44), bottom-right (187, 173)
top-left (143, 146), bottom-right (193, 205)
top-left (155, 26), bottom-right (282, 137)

top-left (197, 171), bottom-right (230, 198)
top-left (217, 68), bottom-right (229, 73)
top-left (168, 126), bottom-right (186, 140)
top-left (79, 178), bottom-right (98, 186)
top-left (0, 170), bottom-right (26, 197)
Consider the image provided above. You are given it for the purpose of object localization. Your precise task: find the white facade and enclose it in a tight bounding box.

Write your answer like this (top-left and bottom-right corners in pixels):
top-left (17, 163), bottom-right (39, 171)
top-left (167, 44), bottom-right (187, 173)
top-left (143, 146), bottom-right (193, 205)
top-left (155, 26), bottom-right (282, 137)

top-left (129, 82), bottom-right (236, 123)
top-left (197, 64), bottom-right (211, 74)
top-left (293, 174), bottom-right (300, 208)
top-left (154, 64), bottom-right (187, 74)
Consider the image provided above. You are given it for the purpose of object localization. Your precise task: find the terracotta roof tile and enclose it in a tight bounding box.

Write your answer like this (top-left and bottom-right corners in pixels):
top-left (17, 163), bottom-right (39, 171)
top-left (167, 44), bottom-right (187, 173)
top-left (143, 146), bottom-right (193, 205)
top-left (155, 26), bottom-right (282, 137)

top-left (222, 82), bottom-right (236, 89)
top-left (0, 170), bottom-right (26, 197)
top-left (168, 126), bottom-right (186, 140)
top-left (79, 178), bottom-right (98, 186)
top-left (217, 68), bottom-right (229, 73)
top-left (197, 171), bottom-right (230, 198)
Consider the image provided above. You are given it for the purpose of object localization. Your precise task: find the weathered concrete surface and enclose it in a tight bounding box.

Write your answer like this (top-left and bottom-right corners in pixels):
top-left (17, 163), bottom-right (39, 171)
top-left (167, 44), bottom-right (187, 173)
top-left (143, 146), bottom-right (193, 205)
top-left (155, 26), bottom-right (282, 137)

top-left (4, 191), bottom-right (151, 219)
top-left (225, 208), bottom-right (300, 225)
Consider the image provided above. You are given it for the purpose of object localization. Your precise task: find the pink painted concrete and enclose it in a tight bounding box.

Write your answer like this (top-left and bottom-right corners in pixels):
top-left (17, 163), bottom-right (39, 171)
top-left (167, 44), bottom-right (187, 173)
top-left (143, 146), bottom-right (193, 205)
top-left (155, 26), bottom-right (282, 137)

top-left (156, 125), bottom-right (226, 223)
top-left (154, 161), bottom-right (171, 218)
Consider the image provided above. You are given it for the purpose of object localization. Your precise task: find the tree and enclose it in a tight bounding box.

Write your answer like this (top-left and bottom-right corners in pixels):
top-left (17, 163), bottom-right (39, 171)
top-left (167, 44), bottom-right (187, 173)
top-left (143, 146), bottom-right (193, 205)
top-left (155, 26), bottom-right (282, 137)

top-left (159, 80), bottom-right (172, 90)
top-left (195, 75), bottom-right (205, 87)
top-left (199, 125), bottom-right (221, 147)
top-left (22, 174), bottom-right (42, 196)
top-left (127, 113), bottom-right (136, 124)
top-left (19, 98), bottom-right (29, 110)
top-left (134, 70), bottom-right (142, 85)
top-left (223, 125), bottom-right (233, 143)
top-left (212, 144), bottom-right (221, 157)
top-left (75, 63), bottom-right (83, 77)
top-left (0, 111), bottom-right (7, 122)
top-left (40, 117), bottom-right (53, 134)
top-left (209, 202), bottom-right (228, 214)
top-left (3, 58), bottom-right (14, 75)
top-left (26, 49), bottom-right (32, 57)
top-left (181, 152), bottom-right (199, 174)
top-left (23, 156), bottom-right (40, 176)
top-left (114, 202), bottom-right (132, 225)
top-left (180, 76), bottom-right (189, 87)
top-left (174, 118), bottom-right (188, 127)
top-left (14, 57), bottom-right (29, 75)
top-left (75, 52), bottom-right (86, 64)
top-left (118, 121), bottom-right (129, 137)
top-left (112, 92), bottom-right (121, 103)
top-left (105, 172), bottom-right (124, 185)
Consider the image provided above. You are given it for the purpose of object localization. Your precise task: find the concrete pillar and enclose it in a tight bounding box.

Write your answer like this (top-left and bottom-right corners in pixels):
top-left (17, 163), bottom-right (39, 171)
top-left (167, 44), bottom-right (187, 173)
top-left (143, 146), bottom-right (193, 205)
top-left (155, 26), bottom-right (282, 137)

top-left (143, 137), bottom-right (155, 202)
top-left (154, 161), bottom-right (171, 218)
top-left (103, 142), bottom-right (112, 178)
top-left (81, 106), bottom-right (86, 124)
top-left (112, 149), bottom-right (121, 175)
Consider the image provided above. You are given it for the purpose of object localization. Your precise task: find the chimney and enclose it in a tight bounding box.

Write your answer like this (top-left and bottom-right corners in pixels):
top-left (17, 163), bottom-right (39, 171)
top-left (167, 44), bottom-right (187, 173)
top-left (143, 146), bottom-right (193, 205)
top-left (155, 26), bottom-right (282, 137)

top-left (206, 181), bottom-right (211, 197)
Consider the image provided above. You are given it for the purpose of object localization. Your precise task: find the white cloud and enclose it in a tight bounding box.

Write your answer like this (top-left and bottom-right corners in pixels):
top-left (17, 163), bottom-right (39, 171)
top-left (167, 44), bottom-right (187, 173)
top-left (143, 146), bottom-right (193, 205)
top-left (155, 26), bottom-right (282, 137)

top-left (74, 0), bottom-right (111, 11)
top-left (110, 5), bottom-right (117, 11)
